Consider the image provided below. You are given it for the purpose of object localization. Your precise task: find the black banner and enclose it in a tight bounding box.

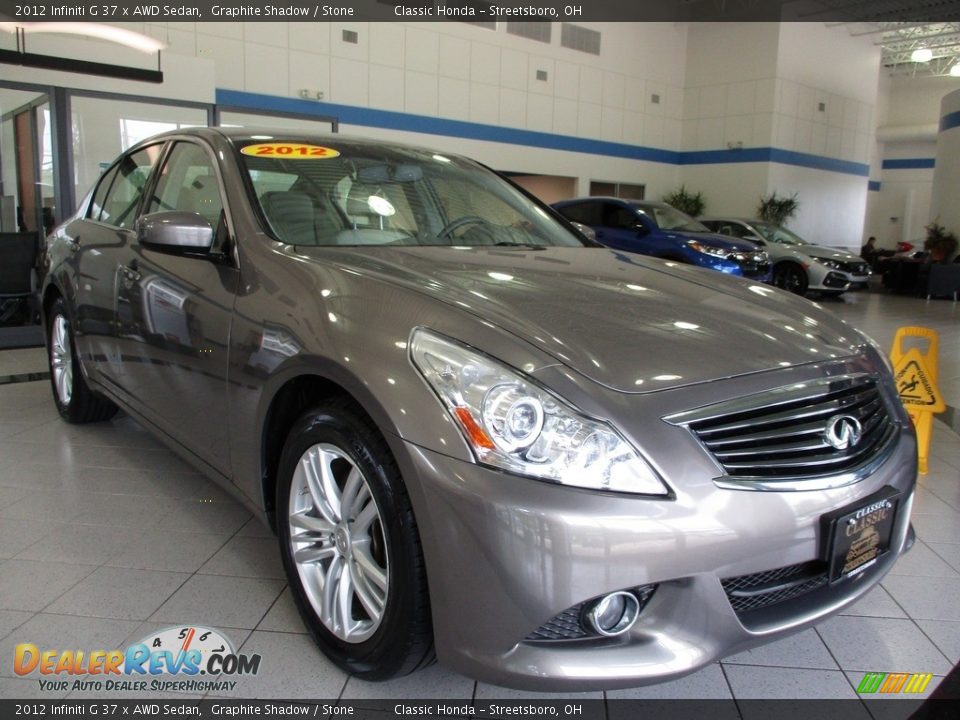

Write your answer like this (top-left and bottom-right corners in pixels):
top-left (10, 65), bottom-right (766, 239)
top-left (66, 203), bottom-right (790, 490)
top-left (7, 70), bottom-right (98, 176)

top-left (0, 699), bottom-right (952, 720)
top-left (1, 0), bottom-right (959, 23)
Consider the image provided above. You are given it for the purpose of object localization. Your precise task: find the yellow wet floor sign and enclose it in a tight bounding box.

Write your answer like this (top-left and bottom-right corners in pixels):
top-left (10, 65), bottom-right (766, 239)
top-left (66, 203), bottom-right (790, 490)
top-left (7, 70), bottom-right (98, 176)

top-left (892, 346), bottom-right (945, 474)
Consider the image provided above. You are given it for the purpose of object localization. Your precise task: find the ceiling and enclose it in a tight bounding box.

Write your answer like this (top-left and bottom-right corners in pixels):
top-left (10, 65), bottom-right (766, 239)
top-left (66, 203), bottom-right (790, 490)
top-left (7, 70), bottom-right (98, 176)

top-left (832, 21), bottom-right (960, 77)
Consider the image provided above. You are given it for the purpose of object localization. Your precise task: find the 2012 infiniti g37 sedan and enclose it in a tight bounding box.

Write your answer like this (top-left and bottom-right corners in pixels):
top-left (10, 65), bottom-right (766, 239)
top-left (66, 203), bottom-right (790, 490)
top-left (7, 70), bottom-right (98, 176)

top-left (43, 128), bottom-right (916, 690)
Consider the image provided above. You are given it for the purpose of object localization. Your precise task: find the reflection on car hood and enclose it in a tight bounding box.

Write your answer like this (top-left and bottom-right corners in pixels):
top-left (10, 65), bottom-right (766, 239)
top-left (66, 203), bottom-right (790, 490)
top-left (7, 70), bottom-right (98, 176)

top-left (662, 230), bottom-right (760, 252)
top-left (801, 245), bottom-right (863, 262)
top-left (296, 246), bottom-right (863, 393)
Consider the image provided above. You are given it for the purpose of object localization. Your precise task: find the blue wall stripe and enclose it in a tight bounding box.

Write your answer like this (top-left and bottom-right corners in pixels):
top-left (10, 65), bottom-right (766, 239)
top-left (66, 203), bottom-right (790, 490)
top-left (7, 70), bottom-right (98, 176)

top-left (216, 89), bottom-right (869, 178)
top-left (868, 180), bottom-right (881, 191)
top-left (679, 147), bottom-right (869, 176)
top-left (940, 110), bottom-right (960, 133)
top-left (881, 158), bottom-right (936, 170)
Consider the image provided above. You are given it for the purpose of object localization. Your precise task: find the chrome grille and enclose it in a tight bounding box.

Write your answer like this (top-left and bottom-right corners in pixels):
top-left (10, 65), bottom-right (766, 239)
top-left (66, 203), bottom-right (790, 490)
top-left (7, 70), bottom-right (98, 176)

top-left (666, 375), bottom-right (898, 488)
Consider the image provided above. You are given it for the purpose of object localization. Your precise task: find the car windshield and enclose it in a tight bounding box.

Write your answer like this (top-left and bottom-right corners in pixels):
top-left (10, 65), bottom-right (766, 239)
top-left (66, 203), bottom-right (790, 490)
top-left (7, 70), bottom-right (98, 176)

top-left (752, 221), bottom-right (809, 246)
top-left (632, 203), bottom-right (709, 233)
top-left (238, 139), bottom-right (585, 248)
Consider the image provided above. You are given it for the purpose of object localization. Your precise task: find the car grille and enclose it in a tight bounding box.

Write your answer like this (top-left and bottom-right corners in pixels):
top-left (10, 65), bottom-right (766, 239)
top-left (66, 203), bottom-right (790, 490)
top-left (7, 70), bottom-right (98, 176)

top-left (722, 561), bottom-right (828, 615)
top-left (839, 260), bottom-right (870, 275)
top-left (665, 375), bottom-right (898, 485)
top-left (525, 585), bottom-right (657, 641)
top-left (729, 251), bottom-right (769, 275)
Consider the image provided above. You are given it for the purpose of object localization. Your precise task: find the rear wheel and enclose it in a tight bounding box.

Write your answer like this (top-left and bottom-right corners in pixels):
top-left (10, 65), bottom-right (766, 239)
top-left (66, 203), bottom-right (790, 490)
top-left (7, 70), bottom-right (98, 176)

top-left (773, 263), bottom-right (809, 295)
top-left (47, 298), bottom-right (118, 423)
top-left (276, 399), bottom-right (434, 679)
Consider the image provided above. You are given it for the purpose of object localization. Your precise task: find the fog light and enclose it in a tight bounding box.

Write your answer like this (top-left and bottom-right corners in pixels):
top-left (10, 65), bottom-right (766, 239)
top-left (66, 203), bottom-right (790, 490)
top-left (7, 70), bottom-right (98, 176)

top-left (583, 591), bottom-right (640, 637)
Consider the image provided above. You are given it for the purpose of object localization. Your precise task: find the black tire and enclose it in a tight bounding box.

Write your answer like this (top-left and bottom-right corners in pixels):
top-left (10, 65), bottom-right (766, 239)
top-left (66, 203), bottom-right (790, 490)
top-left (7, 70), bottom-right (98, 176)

top-left (276, 398), bottom-right (434, 680)
top-left (773, 262), bottom-right (809, 295)
top-left (47, 297), bottom-right (118, 424)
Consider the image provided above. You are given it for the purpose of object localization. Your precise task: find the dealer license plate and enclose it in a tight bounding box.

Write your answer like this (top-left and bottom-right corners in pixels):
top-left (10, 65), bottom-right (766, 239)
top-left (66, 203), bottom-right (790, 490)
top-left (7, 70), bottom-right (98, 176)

top-left (822, 487), bottom-right (899, 582)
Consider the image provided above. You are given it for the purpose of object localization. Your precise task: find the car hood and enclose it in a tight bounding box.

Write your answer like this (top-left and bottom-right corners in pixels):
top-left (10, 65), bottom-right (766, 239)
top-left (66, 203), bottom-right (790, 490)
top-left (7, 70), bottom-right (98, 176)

top-left (295, 246), bottom-right (864, 393)
top-left (660, 230), bottom-right (760, 252)
top-left (798, 244), bottom-right (862, 262)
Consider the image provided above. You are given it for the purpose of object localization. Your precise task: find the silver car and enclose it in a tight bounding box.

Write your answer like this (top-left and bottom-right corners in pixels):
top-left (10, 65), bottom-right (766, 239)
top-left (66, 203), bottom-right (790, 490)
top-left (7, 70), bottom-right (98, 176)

top-left (700, 217), bottom-right (871, 296)
top-left (43, 129), bottom-right (915, 690)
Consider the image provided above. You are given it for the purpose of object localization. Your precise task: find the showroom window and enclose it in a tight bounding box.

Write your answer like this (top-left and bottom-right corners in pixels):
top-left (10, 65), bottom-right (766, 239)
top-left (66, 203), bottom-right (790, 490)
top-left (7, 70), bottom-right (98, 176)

top-left (71, 95), bottom-right (208, 208)
top-left (589, 181), bottom-right (645, 200)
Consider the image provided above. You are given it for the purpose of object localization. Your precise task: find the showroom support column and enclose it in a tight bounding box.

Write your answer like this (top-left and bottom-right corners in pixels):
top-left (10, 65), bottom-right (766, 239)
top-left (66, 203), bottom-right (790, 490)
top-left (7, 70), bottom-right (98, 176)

top-left (930, 89), bottom-right (960, 238)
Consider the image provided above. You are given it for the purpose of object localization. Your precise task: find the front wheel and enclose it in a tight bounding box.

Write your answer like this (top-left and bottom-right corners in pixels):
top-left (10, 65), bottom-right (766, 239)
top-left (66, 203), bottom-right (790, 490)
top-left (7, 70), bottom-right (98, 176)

top-left (47, 297), bottom-right (118, 423)
top-left (276, 399), bottom-right (434, 679)
top-left (773, 263), bottom-right (809, 295)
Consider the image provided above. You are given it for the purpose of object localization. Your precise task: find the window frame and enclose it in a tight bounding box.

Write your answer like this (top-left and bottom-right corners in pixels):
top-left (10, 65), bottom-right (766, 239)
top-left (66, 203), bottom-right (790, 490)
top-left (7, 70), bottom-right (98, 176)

top-left (84, 142), bottom-right (165, 231)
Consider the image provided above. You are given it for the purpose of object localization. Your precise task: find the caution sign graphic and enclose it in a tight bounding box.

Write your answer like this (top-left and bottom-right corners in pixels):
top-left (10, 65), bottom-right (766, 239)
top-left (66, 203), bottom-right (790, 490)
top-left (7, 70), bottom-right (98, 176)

top-left (893, 348), bottom-right (945, 413)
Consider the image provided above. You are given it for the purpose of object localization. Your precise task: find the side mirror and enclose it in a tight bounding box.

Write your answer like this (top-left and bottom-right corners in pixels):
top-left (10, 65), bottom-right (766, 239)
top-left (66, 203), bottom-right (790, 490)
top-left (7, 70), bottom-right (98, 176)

top-left (137, 211), bottom-right (215, 253)
top-left (634, 223), bottom-right (650, 237)
top-left (749, 235), bottom-right (766, 246)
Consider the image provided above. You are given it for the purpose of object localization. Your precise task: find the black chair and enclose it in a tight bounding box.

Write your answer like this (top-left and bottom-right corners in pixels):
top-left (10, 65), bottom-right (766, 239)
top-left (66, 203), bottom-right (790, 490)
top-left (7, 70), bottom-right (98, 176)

top-left (0, 232), bottom-right (40, 326)
top-left (924, 263), bottom-right (960, 301)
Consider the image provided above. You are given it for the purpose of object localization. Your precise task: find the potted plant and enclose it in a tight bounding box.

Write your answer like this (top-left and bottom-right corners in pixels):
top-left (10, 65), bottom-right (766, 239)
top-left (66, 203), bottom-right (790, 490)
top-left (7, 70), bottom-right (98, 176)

top-left (923, 222), bottom-right (959, 263)
top-left (757, 192), bottom-right (799, 226)
top-left (662, 185), bottom-right (706, 217)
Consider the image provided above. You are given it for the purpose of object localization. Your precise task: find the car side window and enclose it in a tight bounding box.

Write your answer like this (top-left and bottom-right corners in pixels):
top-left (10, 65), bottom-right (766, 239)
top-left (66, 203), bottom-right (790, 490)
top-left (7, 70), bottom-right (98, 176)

top-left (88, 165), bottom-right (119, 222)
top-left (558, 202), bottom-right (600, 226)
top-left (97, 144), bottom-right (163, 228)
top-left (147, 142), bottom-right (224, 227)
top-left (726, 223), bottom-right (754, 239)
top-left (601, 203), bottom-right (637, 230)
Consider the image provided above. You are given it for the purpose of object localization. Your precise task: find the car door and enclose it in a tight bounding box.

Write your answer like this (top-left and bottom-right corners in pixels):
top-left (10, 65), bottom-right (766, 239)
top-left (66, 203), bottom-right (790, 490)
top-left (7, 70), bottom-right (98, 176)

top-left (69, 144), bottom-right (164, 389)
top-left (115, 139), bottom-right (239, 473)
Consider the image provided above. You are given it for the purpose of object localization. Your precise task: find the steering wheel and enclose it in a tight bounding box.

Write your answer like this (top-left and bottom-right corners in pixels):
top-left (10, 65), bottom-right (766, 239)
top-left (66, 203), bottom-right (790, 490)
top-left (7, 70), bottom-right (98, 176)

top-left (439, 215), bottom-right (490, 239)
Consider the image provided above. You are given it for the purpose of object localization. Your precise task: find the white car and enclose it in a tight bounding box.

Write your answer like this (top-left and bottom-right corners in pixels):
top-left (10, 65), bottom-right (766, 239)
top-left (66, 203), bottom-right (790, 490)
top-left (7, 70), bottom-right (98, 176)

top-left (700, 217), bottom-right (871, 296)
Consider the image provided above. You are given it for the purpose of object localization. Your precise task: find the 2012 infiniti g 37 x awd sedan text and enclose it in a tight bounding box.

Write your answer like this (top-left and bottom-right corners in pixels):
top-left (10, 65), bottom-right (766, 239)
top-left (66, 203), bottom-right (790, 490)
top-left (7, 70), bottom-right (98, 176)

top-left (43, 128), bottom-right (916, 691)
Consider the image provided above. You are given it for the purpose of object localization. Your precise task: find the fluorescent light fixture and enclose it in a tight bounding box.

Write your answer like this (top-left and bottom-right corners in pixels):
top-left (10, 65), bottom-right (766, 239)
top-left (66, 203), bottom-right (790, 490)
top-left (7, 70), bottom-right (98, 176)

top-left (0, 22), bottom-right (166, 54)
top-left (951, 63), bottom-right (960, 77)
top-left (911, 48), bottom-right (933, 63)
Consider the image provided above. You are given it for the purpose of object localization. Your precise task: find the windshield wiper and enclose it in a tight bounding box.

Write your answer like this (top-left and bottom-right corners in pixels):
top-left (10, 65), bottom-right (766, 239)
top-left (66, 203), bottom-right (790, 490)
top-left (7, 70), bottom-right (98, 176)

top-left (493, 241), bottom-right (544, 248)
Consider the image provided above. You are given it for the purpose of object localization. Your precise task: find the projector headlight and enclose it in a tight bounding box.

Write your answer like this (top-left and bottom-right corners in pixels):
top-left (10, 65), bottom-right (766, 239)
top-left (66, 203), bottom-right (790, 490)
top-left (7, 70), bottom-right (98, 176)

top-left (686, 240), bottom-right (730, 258)
top-left (410, 329), bottom-right (670, 496)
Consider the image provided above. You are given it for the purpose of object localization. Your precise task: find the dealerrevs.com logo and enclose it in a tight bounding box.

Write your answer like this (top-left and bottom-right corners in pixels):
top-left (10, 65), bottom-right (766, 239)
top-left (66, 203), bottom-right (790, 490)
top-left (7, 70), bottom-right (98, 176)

top-left (14, 625), bottom-right (261, 693)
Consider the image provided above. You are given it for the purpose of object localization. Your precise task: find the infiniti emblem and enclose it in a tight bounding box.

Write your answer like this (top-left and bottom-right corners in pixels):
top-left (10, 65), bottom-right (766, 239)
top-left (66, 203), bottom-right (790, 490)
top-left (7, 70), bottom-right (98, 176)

top-left (824, 414), bottom-right (863, 450)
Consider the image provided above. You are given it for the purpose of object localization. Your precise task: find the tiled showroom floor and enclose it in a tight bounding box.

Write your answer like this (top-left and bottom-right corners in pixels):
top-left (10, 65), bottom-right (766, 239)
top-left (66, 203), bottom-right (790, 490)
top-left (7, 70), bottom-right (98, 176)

top-left (0, 289), bottom-right (958, 714)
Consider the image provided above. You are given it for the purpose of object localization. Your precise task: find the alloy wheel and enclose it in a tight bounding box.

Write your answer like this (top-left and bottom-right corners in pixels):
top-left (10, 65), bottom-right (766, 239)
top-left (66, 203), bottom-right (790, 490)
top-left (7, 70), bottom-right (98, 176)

top-left (50, 314), bottom-right (73, 406)
top-left (287, 443), bottom-right (389, 644)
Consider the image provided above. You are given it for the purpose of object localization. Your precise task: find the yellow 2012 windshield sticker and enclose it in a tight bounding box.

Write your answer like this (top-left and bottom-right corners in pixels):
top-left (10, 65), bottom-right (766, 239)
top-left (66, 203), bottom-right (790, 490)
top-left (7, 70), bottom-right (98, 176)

top-left (240, 143), bottom-right (340, 159)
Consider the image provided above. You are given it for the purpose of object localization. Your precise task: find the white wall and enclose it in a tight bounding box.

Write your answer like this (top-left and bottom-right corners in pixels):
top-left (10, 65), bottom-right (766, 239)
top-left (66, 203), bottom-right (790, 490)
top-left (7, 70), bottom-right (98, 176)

top-left (865, 74), bottom-right (960, 249)
top-left (675, 22), bottom-right (878, 248)
top-left (766, 164), bottom-right (868, 252)
top-left (931, 89), bottom-right (960, 248)
top-left (675, 163), bottom-right (770, 217)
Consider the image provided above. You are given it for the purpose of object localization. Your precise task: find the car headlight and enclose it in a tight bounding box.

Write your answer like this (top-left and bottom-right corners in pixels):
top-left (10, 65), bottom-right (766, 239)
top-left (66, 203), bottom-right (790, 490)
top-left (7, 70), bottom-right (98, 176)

top-left (862, 333), bottom-right (894, 375)
top-left (686, 240), bottom-right (730, 258)
top-left (818, 258), bottom-right (843, 270)
top-left (410, 329), bottom-right (670, 496)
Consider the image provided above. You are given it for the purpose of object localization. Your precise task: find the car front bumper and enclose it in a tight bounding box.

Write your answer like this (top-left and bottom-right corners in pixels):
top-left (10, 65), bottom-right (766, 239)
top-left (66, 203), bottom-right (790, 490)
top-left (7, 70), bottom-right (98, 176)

top-left (395, 429), bottom-right (917, 691)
